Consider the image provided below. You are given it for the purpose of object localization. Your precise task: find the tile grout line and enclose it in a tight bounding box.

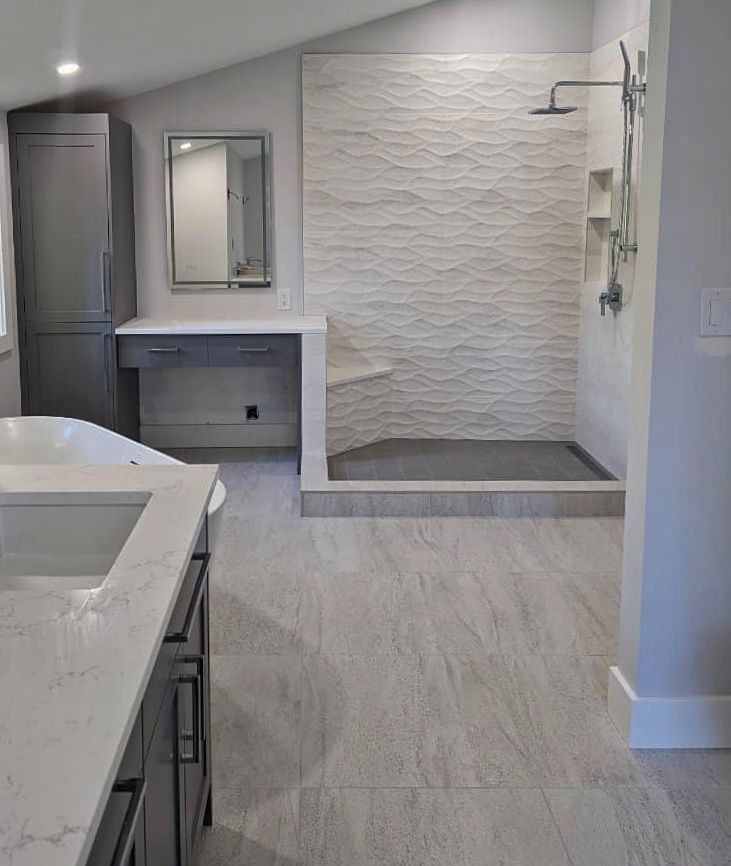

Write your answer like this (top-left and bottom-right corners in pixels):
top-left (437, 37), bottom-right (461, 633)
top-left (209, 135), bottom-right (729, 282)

top-left (539, 786), bottom-right (577, 866)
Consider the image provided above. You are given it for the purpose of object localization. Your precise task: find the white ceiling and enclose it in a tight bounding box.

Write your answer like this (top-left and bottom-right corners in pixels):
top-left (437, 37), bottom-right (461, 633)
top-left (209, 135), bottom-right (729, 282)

top-left (0, 0), bottom-right (434, 111)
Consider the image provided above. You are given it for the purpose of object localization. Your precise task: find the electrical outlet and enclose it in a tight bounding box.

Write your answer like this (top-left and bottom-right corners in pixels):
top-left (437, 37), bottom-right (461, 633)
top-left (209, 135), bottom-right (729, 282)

top-left (277, 287), bottom-right (291, 311)
top-left (246, 405), bottom-right (259, 421)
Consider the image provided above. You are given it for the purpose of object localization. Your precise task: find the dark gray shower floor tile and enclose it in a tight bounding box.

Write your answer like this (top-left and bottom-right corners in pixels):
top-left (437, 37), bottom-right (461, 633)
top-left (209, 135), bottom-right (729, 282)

top-left (328, 439), bottom-right (614, 482)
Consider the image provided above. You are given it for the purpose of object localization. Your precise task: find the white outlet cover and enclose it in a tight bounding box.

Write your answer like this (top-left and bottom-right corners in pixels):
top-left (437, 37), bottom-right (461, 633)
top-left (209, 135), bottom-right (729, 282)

top-left (700, 288), bottom-right (731, 336)
top-left (277, 288), bottom-right (291, 311)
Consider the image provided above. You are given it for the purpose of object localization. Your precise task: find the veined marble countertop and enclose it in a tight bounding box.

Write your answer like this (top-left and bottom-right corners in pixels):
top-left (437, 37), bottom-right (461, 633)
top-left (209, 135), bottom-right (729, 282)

top-left (116, 314), bottom-right (327, 335)
top-left (0, 464), bottom-right (218, 866)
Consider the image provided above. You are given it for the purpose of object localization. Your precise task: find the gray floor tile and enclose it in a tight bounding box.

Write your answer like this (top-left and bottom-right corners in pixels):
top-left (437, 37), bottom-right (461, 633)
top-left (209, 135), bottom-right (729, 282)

top-left (545, 784), bottom-right (731, 866)
top-left (210, 654), bottom-right (301, 788)
top-left (300, 788), bottom-right (571, 866)
top-left (209, 569), bottom-right (302, 654)
top-left (299, 570), bottom-right (618, 657)
top-left (167, 449), bottom-right (731, 866)
top-left (197, 788), bottom-right (299, 866)
top-left (300, 653), bottom-right (641, 788)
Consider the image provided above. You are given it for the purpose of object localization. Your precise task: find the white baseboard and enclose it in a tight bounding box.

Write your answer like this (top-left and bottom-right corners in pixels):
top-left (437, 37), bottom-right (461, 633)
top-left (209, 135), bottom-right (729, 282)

top-left (140, 423), bottom-right (297, 449)
top-left (609, 665), bottom-right (731, 748)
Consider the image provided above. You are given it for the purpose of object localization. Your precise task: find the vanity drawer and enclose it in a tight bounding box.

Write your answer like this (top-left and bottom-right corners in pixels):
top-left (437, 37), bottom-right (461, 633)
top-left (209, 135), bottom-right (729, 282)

top-left (117, 334), bottom-right (208, 368)
top-left (207, 334), bottom-right (298, 368)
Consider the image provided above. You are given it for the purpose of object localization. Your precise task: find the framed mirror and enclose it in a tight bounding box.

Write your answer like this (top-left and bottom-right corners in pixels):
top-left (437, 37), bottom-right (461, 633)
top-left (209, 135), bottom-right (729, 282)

top-left (164, 131), bottom-right (272, 289)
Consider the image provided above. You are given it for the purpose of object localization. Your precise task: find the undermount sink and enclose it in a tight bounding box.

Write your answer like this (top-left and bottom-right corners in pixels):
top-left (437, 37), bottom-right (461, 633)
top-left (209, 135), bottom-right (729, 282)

top-left (0, 493), bottom-right (148, 591)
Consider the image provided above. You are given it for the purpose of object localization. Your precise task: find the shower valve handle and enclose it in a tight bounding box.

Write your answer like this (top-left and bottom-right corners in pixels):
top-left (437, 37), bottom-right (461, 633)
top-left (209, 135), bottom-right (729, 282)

top-left (599, 285), bottom-right (623, 317)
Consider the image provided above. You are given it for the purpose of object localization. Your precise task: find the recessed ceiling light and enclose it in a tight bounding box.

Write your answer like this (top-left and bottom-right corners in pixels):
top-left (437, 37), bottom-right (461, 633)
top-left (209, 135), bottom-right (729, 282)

top-left (179, 142), bottom-right (192, 150)
top-left (56, 62), bottom-right (81, 76)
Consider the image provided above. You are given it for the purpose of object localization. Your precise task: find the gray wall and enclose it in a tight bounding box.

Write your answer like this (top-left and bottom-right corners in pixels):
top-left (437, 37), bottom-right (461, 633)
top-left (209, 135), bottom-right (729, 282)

top-left (109, 0), bottom-right (596, 321)
top-left (619, 0), bottom-right (731, 697)
top-left (592, 0), bottom-right (650, 49)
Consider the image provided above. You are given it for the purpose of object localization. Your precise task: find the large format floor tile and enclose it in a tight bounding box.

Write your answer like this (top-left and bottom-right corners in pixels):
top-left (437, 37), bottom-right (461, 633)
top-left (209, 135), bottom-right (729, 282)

top-left (196, 788), bottom-right (299, 866)
top-left (300, 788), bottom-right (571, 866)
top-left (216, 513), bottom-right (624, 577)
top-left (545, 785), bottom-right (731, 866)
top-left (209, 568), bottom-right (302, 654)
top-left (177, 450), bottom-right (731, 866)
top-left (299, 570), bottom-right (618, 656)
top-left (300, 653), bottom-right (642, 787)
top-left (210, 654), bottom-right (302, 788)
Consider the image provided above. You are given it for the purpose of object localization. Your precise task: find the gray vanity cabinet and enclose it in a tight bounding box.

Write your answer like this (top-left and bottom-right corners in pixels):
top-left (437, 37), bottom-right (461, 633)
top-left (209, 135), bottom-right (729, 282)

top-left (87, 539), bottom-right (213, 866)
top-left (8, 113), bottom-right (138, 437)
top-left (24, 322), bottom-right (114, 426)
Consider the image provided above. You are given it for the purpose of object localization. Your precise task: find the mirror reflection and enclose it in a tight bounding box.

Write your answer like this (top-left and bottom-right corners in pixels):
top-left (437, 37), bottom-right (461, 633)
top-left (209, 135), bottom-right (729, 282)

top-left (165, 132), bottom-right (271, 288)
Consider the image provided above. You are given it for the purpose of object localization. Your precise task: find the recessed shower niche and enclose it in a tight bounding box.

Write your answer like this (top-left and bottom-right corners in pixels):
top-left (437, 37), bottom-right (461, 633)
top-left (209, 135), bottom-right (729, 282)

top-left (584, 167), bottom-right (614, 284)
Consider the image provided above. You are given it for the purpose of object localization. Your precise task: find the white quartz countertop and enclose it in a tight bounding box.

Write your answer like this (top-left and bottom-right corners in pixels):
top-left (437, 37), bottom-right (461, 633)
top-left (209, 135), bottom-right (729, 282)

top-left (116, 314), bottom-right (327, 335)
top-left (0, 464), bottom-right (218, 866)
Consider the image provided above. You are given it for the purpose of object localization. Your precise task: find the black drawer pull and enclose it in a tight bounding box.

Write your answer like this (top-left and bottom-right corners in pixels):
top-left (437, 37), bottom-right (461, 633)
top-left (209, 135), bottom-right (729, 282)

top-left (236, 346), bottom-right (270, 353)
top-left (164, 552), bottom-right (211, 644)
top-left (147, 346), bottom-right (180, 353)
top-left (110, 777), bottom-right (146, 866)
top-left (178, 673), bottom-right (200, 764)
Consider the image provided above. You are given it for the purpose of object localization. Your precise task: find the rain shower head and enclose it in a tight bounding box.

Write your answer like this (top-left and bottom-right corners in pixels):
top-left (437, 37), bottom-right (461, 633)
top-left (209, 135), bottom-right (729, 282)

top-left (528, 105), bottom-right (578, 115)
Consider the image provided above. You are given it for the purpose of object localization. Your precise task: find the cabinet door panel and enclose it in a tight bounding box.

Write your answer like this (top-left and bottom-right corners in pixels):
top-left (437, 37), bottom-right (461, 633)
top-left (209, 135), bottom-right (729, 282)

top-left (179, 582), bottom-right (209, 859)
top-left (16, 133), bottom-right (110, 321)
top-left (86, 714), bottom-right (146, 866)
top-left (145, 676), bottom-right (183, 866)
top-left (24, 322), bottom-right (113, 427)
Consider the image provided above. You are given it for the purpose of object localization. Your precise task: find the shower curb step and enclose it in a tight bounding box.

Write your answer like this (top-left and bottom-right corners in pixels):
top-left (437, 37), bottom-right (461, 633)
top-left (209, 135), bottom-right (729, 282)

top-left (300, 485), bottom-right (625, 518)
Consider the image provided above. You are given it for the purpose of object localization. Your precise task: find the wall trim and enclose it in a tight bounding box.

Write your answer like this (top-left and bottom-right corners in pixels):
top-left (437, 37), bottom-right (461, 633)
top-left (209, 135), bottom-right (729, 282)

top-left (609, 665), bottom-right (731, 749)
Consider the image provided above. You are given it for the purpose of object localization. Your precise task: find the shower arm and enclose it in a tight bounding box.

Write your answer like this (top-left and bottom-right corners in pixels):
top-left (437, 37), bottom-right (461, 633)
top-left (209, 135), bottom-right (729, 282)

top-left (546, 79), bottom-right (644, 110)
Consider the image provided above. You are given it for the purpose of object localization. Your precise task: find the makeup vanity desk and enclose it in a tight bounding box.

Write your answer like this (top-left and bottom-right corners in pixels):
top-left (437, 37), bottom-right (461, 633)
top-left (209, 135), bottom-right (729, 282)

top-left (116, 315), bottom-right (328, 466)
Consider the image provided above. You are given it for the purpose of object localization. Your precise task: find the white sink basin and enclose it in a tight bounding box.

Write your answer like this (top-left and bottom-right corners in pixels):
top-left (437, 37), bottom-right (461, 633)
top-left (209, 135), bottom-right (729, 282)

top-left (0, 493), bottom-right (147, 591)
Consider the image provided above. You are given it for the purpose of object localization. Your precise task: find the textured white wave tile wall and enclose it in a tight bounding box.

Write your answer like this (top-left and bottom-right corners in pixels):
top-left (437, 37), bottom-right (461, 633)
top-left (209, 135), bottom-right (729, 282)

top-left (302, 54), bottom-right (589, 453)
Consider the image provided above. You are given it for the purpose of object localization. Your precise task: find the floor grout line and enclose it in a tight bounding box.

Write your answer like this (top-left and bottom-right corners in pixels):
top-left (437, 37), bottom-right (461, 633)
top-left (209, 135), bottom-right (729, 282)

top-left (540, 786), bottom-right (576, 866)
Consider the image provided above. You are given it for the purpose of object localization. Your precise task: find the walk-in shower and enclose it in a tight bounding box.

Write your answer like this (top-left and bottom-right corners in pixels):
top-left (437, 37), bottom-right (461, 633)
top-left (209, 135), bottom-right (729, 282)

top-left (302, 46), bottom-right (645, 503)
top-left (531, 40), bottom-right (646, 316)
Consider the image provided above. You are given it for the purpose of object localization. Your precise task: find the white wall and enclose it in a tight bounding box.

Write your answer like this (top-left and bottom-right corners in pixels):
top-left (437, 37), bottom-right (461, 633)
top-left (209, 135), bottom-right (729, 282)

top-left (575, 22), bottom-right (649, 478)
top-left (592, 0), bottom-right (651, 49)
top-left (611, 0), bottom-right (731, 745)
top-left (0, 112), bottom-right (21, 417)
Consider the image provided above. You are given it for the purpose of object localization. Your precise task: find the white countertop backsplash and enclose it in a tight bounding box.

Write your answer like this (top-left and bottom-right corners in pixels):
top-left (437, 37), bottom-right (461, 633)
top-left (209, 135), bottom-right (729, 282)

top-left (0, 464), bottom-right (218, 866)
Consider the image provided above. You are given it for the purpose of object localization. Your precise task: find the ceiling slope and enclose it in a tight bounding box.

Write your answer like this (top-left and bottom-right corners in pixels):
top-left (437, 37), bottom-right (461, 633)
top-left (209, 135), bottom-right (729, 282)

top-left (0, 0), bottom-right (435, 110)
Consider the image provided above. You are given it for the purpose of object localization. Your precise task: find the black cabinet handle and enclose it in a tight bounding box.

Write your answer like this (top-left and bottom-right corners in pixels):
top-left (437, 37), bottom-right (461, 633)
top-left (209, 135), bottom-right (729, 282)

top-left (110, 777), bottom-right (146, 866)
top-left (101, 251), bottom-right (111, 314)
top-left (178, 673), bottom-right (200, 765)
top-left (181, 654), bottom-right (206, 743)
top-left (236, 346), bottom-right (270, 353)
top-left (164, 553), bottom-right (211, 644)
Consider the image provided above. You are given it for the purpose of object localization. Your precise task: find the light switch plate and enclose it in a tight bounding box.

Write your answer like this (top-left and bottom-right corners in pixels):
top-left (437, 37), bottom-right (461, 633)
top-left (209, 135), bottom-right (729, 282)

top-left (700, 288), bottom-right (731, 336)
top-left (277, 287), bottom-right (291, 311)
